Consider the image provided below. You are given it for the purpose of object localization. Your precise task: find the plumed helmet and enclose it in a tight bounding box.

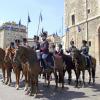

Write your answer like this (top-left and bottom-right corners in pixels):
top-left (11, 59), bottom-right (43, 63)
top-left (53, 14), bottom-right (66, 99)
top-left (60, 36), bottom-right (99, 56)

top-left (41, 31), bottom-right (48, 37)
top-left (82, 40), bottom-right (87, 44)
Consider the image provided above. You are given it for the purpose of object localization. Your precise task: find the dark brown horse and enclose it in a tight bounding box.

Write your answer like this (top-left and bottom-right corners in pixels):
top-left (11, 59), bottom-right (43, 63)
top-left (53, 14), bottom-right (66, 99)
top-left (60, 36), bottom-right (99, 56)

top-left (14, 46), bottom-right (42, 96)
top-left (0, 48), bottom-right (5, 83)
top-left (71, 48), bottom-right (96, 87)
top-left (53, 54), bottom-right (65, 88)
top-left (62, 54), bottom-right (76, 85)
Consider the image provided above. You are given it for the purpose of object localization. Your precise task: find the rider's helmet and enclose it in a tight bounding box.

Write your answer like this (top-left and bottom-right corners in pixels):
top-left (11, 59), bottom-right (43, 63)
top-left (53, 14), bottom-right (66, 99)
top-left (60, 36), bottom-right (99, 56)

top-left (41, 31), bottom-right (48, 37)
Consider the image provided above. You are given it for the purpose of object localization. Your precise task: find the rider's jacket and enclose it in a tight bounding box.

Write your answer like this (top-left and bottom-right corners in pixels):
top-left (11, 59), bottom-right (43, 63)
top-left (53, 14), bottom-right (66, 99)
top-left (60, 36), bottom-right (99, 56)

top-left (40, 40), bottom-right (49, 54)
top-left (32, 42), bottom-right (40, 51)
top-left (80, 45), bottom-right (89, 56)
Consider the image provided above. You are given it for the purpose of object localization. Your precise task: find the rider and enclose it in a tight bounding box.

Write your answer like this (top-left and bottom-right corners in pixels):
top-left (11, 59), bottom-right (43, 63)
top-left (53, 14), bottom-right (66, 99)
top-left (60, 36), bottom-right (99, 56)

top-left (49, 43), bottom-right (56, 55)
top-left (80, 40), bottom-right (92, 66)
top-left (40, 31), bottom-right (49, 69)
top-left (66, 40), bottom-right (76, 56)
top-left (15, 39), bottom-right (21, 49)
top-left (57, 44), bottom-right (64, 56)
top-left (22, 38), bottom-right (29, 47)
top-left (10, 42), bottom-right (15, 49)
top-left (32, 35), bottom-right (41, 60)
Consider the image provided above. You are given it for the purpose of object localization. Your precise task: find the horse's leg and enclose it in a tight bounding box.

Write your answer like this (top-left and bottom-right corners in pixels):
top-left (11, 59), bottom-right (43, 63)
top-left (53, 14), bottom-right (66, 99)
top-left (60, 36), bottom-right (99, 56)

top-left (24, 72), bottom-right (28, 91)
top-left (82, 70), bottom-right (85, 87)
top-left (68, 70), bottom-right (72, 85)
top-left (1, 66), bottom-right (6, 83)
top-left (88, 68), bottom-right (91, 84)
top-left (54, 71), bottom-right (58, 88)
top-left (8, 68), bottom-right (12, 86)
top-left (75, 70), bottom-right (80, 88)
top-left (5, 68), bottom-right (9, 85)
top-left (61, 71), bottom-right (64, 89)
top-left (92, 66), bottom-right (95, 84)
top-left (16, 68), bottom-right (20, 90)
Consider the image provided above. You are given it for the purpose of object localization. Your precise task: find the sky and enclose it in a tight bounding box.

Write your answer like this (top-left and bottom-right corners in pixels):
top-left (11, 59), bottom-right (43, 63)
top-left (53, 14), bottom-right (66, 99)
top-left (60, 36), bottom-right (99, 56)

top-left (0, 0), bottom-right (64, 38)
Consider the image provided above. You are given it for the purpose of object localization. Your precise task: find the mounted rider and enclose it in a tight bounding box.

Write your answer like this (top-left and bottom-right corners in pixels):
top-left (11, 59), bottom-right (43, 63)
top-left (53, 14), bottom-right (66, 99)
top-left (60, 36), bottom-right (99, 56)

top-left (56, 44), bottom-right (64, 56)
top-left (66, 40), bottom-right (76, 56)
top-left (40, 31), bottom-right (49, 69)
top-left (32, 35), bottom-right (41, 60)
top-left (80, 40), bottom-right (92, 66)
top-left (22, 38), bottom-right (29, 48)
top-left (15, 39), bottom-right (21, 49)
top-left (49, 43), bottom-right (56, 55)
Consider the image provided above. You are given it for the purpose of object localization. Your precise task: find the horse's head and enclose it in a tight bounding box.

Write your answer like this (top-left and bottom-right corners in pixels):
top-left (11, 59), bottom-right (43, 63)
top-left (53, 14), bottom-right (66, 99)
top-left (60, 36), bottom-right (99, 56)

top-left (71, 48), bottom-right (80, 62)
top-left (4, 48), bottom-right (15, 63)
top-left (13, 46), bottom-right (32, 64)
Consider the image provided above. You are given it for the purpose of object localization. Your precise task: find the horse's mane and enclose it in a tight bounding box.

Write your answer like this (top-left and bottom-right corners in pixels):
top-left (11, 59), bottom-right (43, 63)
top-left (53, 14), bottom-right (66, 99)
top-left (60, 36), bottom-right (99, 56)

top-left (0, 48), bottom-right (5, 62)
top-left (0, 48), bottom-right (5, 57)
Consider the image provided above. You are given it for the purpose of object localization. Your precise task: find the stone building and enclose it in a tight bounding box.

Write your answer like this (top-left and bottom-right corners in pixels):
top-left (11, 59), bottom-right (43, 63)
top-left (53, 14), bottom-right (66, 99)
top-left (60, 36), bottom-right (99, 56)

top-left (0, 22), bottom-right (27, 49)
top-left (47, 34), bottom-right (61, 48)
top-left (64, 0), bottom-right (100, 64)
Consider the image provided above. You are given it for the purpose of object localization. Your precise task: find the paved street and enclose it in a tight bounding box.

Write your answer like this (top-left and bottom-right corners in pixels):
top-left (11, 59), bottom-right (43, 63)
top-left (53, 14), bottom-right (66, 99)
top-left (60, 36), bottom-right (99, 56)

top-left (0, 67), bottom-right (100, 100)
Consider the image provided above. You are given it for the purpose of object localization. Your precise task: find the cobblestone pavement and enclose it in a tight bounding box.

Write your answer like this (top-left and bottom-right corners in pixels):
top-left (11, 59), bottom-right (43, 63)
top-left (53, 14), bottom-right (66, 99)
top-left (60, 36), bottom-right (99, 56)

top-left (0, 67), bottom-right (100, 100)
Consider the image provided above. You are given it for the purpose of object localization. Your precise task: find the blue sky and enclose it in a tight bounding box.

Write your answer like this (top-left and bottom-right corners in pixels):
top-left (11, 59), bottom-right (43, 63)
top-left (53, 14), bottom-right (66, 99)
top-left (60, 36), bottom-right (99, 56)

top-left (0, 0), bottom-right (64, 38)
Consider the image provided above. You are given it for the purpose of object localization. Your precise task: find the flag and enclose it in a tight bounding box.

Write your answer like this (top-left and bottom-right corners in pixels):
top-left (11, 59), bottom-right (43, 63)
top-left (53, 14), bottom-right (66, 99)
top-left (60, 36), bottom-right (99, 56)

top-left (39, 12), bottom-right (42, 22)
top-left (66, 27), bottom-right (69, 33)
top-left (78, 25), bottom-right (81, 32)
top-left (28, 13), bottom-right (31, 23)
top-left (19, 19), bottom-right (21, 26)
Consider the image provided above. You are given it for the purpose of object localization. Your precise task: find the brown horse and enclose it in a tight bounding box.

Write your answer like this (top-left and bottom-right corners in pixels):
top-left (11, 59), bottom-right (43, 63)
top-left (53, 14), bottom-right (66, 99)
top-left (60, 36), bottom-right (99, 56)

top-left (5, 47), bottom-right (23, 89)
top-left (4, 47), bottom-right (15, 85)
top-left (53, 54), bottom-right (65, 88)
top-left (71, 48), bottom-right (96, 87)
top-left (0, 48), bottom-right (6, 83)
top-left (14, 46), bottom-right (42, 96)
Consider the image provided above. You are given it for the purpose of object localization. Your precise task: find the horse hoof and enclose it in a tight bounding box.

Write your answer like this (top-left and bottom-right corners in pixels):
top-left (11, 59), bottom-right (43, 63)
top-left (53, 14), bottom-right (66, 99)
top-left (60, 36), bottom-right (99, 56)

top-left (25, 91), bottom-right (30, 95)
top-left (16, 85), bottom-right (19, 90)
top-left (7, 83), bottom-right (11, 86)
top-left (24, 87), bottom-right (28, 91)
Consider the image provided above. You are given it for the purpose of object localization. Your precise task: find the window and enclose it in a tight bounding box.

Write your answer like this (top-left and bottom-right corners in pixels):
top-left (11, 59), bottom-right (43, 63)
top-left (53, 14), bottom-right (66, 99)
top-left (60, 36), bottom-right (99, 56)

top-left (88, 9), bottom-right (90, 14)
top-left (88, 41), bottom-right (91, 47)
top-left (72, 14), bottom-right (75, 25)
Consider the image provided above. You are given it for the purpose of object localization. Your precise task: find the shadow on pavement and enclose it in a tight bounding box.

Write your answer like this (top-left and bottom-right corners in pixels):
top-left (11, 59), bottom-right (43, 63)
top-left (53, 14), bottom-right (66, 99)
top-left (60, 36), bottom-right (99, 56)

top-left (36, 83), bottom-right (88, 100)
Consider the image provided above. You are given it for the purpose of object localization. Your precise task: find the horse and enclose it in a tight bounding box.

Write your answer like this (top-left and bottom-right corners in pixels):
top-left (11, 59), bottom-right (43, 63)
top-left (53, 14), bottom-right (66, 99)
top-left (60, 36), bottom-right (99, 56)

top-left (4, 47), bottom-right (16, 85)
top-left (53, 54), bottom-right (66, 88)
top-left (5, 47), bottom-right (23, 89)
top-left (62, 54), bottom-right (76, 85)
top-left (0, 48), bottom-right (6, 83)
top-left (13, 46), bottom-right (42, 96)
top-left (71, 48), bottom-right (96, 87)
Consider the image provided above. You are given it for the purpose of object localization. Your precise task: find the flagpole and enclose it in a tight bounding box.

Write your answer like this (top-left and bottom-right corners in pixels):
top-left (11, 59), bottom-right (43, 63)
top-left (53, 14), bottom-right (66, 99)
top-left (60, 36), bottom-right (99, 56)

top-left (37, 17), bottom-right (40, 36)
top-left (62, 17), bottom-right (63, 36)
top-left (27, 22), bottom-right (28, 38)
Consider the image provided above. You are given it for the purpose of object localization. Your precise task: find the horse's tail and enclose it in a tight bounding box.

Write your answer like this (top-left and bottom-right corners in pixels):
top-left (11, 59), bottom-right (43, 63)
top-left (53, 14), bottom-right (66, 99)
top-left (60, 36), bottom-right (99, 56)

top-left (91, 57), bottom-right (96, 82)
